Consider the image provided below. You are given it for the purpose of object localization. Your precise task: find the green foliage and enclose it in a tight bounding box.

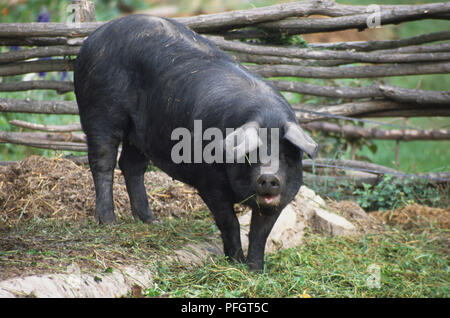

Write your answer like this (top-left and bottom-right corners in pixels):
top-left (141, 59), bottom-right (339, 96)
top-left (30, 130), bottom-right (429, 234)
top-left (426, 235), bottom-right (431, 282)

top-left (353, 175), bottom-right (443, 212)
top-left (255, 33), bottom-right (308, 47)
top-left (144, 228), bottom-right (449, 298)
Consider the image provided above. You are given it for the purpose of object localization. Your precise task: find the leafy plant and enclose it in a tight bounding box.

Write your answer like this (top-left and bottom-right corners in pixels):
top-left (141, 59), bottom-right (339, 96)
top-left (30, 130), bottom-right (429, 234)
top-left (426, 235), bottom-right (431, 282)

top-left (353, 174), bottom-right (443, 212)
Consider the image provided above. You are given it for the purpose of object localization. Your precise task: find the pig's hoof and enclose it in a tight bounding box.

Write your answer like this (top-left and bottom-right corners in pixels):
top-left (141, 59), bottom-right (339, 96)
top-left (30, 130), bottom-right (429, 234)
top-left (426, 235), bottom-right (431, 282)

top-left (133, 211), bottom-right (158, 224)
top-left (95, 211), bottom-right (117, 225)
top-left (247, 260), bottom-right (264, 273)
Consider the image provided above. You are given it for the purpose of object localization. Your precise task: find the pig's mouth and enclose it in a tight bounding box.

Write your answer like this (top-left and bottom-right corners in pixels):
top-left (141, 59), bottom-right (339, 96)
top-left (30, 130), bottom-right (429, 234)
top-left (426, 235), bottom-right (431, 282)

top-left (256, 194), bottom-right (281, 206)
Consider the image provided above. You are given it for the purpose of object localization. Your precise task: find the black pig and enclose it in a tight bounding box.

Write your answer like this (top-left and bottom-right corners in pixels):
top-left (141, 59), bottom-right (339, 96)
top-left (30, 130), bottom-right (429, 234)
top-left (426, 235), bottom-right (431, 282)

top-left (74, 15), bottom-right (318, 271)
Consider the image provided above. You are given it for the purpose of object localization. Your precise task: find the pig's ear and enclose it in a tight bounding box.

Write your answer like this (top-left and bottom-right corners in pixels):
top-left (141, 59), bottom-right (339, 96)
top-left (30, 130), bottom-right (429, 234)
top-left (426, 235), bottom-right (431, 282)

top-left (284, 122), bottom-right (319, 159)
top-left (224, 121), bottom-right (262, 161)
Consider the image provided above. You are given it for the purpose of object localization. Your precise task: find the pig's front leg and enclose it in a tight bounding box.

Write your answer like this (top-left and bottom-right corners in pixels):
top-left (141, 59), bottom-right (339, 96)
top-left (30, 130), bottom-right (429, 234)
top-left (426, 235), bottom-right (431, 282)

top-left (247, 210), bottom-right (281, 271)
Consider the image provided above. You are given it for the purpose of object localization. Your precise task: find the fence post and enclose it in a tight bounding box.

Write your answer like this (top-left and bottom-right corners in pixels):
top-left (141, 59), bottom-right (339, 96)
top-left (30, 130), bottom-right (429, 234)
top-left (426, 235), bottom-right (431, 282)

top-left (72, 0), bottom-right (96, 23)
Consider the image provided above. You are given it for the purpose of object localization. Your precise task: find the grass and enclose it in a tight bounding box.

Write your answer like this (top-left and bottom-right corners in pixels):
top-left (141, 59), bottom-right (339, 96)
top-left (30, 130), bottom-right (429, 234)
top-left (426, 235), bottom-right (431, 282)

top-left (144, 227), bottom-right (449, 298)
top-left (0, 209), bottom-right (218, 279)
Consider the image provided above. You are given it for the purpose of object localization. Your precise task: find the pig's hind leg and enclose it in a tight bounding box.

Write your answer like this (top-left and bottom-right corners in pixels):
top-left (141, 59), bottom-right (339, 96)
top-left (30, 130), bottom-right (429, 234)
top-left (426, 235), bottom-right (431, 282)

top-left (86, 134), bottom-right (120, 224)
top-left (119, 139), bottom-right (157, 223)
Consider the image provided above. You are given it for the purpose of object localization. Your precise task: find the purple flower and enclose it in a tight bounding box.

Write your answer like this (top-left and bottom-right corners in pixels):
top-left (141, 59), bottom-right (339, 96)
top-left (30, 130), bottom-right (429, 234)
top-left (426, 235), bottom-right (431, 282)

top-left (37, 6), bottom-right (50, 23)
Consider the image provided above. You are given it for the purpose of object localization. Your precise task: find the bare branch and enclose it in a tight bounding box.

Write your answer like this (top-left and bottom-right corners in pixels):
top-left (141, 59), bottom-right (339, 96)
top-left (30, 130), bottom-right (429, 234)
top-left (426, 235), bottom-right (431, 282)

top-left (0, 131), bottom-right (87, 152)
top-left (0, 59), bottom-right (75, 76)
top-left (0, 45), bottom-right (79, 64)
top-left (0, 98), bottom-right (78, 114)
top-left (224, 3), bottom-right (450, 38)
top-left (208, 36), bottom-right (450, 63)
top-left (306, 31), bottom-right (450, 51)
top-left (0, 81), bottom-right (74, 94)
top-left (9, 120), bottom-right (81, 132)
top-left (303, 121), bottom-right (450, 141)
top-left (248, 62), bottom-right (450, 79)
top-left (272, 80), bottom-right (450, 104)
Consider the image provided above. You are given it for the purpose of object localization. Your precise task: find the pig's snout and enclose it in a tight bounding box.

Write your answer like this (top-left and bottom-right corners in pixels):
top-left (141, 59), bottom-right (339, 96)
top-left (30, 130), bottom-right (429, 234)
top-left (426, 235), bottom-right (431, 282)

top-left (255, 174), bottom-right (282, 207)
top-left (256, 174), bottom-right (280, 195)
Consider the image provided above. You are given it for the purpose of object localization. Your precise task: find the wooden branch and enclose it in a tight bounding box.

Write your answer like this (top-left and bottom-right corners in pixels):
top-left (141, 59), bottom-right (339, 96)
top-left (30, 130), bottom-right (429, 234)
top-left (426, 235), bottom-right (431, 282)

top-left (9, 120), bottom-right (81, 132)
top-left (0, 81), bottom-right (74, 94)
top-left (0, 131), bottom-right (87, 152)
top-left (303, 121), bottom-right (450, 141)
top-left (224, 3), bottom-right (450, 38)
top-left (0, 131), bottom-right (85, 143)
top-left (303, 172), bottom-right (379, 188)
top-left (73, 0), bottom-right (96, 23)
top-left (294, 100), bottom-right (423, 122)
top-left (248, 62), bottom-right (450, 79)
top-left (304, 158), bottom-right (401, 175)
top-left (358, 108), bottom-right (450, 118)
top-left (0, 22), bottom-right (102, 38)
top-left (0, 99), bottom-right (78, 114)
top-left (303, 159), bottom-right (450, 183)
top-left (272, 80), bottom-right (450, 104)
top-left (1, 1), bottom-right (449, 37)
top-left (0, 37), bottom-right (70, 46)
top-left (208, 36), bottom-right (450, 63)
top-left (295, 101), bottom-right (450, 122)
top-left (0, 59), bottom-right (75, 76)
top-left (378, 85), bottom-right (450, 105)
top-left (305, 31), bottom-right (450, 51)
top-left (233, 53), bottom-right (351, 66)
top-left (0, 45), bottom-right (79, 64)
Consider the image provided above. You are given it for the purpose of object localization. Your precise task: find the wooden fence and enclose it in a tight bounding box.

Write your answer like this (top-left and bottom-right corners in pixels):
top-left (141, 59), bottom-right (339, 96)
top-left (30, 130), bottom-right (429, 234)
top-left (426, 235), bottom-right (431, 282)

top-left (1, 0), bottom-right (449, 185)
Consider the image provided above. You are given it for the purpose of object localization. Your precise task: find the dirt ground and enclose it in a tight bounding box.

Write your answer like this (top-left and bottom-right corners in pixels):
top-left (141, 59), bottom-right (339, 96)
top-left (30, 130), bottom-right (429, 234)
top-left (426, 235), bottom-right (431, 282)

top-left (0, 156), bottom-right (448, 281)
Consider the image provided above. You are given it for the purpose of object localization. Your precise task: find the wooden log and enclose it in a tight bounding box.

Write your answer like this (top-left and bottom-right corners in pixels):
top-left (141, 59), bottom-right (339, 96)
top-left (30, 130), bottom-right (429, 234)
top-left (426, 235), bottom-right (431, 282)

top-left (292, 100), bottom-right (450, 122)
top-left (303, 159), bottom-right (450, 182)
top-left (272, 80), bottom-right (450, 104)
top-left (0, 99), bottom-right (78, 114)
top-left (9, 120), bottom-right (82, 132)
top-left (0, 131), bottom-right (85, 143)
top-left (249, 62), bottom-right (450, 79)
top-left (303, 171), bottom-right (379, 188)
top-left (233, 53), bottom-right (351, 66)
top-left (208, 36), bottom-right (450, 63)
top-left (304, 158), bottom-right (402, 175)
top-left (303, 121), bottom-right (450, 141)
top-left (0, 22), bottom-right (102, 38)
top-left (296, 104), bottom-right (450, 122)
top-left (305, 31), bottom-right (450, 51)
top-left (0, 131), bottom-right (87, 152)
top-left (358, 108), bottom-right (450, 118)
top-left (0, 81), bottom-right (74, 94)
top-left (224, 3), bottom-right (450, 38)
top-left (294, 100), bottom-right (411, 122)
top-left (0, 59), bottom-right (75, 76)
top-left (0, 37), bottom-right (70, 46)
top-left (0, 45), bottom-right (79, 64)
top-left (72, 0), bottom-right (96, 23)
top-left (1, 1), bottom-right (449, 37)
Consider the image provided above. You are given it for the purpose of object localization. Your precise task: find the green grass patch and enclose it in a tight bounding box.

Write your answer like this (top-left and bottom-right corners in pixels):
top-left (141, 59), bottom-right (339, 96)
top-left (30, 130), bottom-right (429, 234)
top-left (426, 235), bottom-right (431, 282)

top-left (0, 209), bottom-right (218, 280)
top-left (144, 227), bottom-right (449, 298)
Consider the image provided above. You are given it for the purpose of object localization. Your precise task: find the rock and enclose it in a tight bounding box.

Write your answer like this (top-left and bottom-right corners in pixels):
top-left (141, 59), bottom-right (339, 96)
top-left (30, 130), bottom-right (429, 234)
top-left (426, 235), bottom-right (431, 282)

top-left (239, 203), bottom-right (306, 253)
top-left (310, 207), bottom-right (357, 236)
top-left (0, 265), bottom-right (153, 298)
top-left (239, 186), bottom-right (359, 254)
